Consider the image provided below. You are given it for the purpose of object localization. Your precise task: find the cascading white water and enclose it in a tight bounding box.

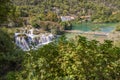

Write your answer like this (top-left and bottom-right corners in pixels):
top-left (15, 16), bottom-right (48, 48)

top-left (15, 36), bottom-right (30, 51)
top-left (21, 37), bottom-right (30, 51)
top-left (15, 28), bottom-right (55, 51)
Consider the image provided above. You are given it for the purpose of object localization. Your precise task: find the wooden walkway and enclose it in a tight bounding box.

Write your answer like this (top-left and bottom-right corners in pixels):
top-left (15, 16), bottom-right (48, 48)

top-left (64, 30), bottom-right (109, 36)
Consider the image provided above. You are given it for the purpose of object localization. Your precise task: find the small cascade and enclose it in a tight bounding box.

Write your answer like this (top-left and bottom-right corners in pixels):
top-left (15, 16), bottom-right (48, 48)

top-left (15, 36), bottom-right (30, 51)
top-left (21, 37), bottom-right (30, 51)
top-left (15, 28), bottom-right (55, 51)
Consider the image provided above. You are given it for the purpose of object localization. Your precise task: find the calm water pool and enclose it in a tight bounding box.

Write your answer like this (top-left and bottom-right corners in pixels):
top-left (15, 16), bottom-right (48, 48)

top-left (65, 22), bottom-right (119, 38)
top-left (72, 22), bottom-right (118, 33)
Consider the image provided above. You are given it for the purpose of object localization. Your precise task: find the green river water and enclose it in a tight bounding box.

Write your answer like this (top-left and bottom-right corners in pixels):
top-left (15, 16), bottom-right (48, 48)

top-left (72, 22), bottom-right (118, 32)
top-left (65, 22), bottom-right (119, 38)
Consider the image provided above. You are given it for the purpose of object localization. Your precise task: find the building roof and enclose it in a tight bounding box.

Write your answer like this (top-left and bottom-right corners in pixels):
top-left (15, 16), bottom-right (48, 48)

top-left (61, 16), bottom-right (75, 21)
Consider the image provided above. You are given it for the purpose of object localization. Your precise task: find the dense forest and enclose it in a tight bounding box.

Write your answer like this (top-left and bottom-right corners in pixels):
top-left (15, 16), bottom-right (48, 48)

top-left (0, 0), bottom-right (120, 80)
top-left (11, 0), bottom-right (120, 23)
top-left (1, 0), bottom-right (120, 33)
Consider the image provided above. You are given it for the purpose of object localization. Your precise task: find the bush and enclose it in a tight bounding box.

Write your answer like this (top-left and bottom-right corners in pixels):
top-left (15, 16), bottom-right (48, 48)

top-left (115, 24), bottom-right (120, 31)
top-left (0, 29), bottom-right (24, 79)
top-left (0, 29), bottom-right (14, 53)
top-left (15, 36), bottom-right (120, 80)
top-left (109, 12), bottom-right (120, 22)
top-left (60, 22), bottom-right (72, 30)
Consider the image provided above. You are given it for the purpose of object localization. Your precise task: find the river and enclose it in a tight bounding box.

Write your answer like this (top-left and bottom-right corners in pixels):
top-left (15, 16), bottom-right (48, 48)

top-left (72, 22), bottom-right (118, 32)
top-left (65, 22), bottom-right (119, 38)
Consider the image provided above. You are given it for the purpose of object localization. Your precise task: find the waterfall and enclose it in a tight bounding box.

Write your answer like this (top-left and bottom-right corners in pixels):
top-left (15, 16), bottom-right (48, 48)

top-left (15, 29), bottom-right (55, 51)
top-left (21, 37), bottom-right (30, 51)
top-left (15, 36), bottom-right (30, 51)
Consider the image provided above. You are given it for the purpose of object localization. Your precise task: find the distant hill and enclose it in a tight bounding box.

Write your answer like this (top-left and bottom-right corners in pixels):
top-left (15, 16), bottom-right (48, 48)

top-left (11, 0), bottom-right (120, 23)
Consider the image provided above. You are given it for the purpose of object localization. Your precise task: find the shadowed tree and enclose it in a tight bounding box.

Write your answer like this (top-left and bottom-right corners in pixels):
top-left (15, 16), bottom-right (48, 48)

top-left (0, 0), bottom-right (13, 24)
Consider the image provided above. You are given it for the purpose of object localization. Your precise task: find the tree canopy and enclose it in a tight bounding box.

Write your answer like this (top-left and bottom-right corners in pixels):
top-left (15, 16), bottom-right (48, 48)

top-left (10, 0), bottom-right (120, 23)
top-left (0, 0), bottom-right (13, 23)
top-left (7, 36), bottom-right (120, 80)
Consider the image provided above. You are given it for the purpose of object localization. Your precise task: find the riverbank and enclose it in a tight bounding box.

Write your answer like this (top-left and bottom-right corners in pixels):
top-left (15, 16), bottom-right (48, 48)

top-left (63, 22), bottom-right (120, 42)
top-left (1, 22), bottom-right (120, 44)
top-left (65, 31), bottom-right (120, 44)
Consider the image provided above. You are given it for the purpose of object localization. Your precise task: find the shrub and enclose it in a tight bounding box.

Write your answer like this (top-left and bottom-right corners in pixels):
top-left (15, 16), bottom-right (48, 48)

top-left (0, 28), bottom-right (14, 53)
top-left (15, 36), bottom-right (120, 80)
top-left (0, 29), bottom-right (24, 79)
top-left (115, 24), bottom-right (120, 31)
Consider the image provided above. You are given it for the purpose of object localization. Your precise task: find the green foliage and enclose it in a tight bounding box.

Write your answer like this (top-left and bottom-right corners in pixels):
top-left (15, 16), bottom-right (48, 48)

top-left (0, 29), bottom-right (25, 80)
top-left (29, 12), bottom-right (63, 34)
top-left (109, 12), bottom-right (120, 22)
top-left (12, 0), bottom-right (120, 23)
top-left (0, 0), bottom-right (23, 27)
top-left (13, 36), bottom-right (120, 80)
top-left (115, 24), bottom-right (120, 31)
top-left (91, 6), bottom-right (112, 23)
top-left (30, 16), bottom-right (40, 28)
top-left (1, 0), bottom-right (120, 79)
top-left (37, 13), bottom-right (46, 21)
top-left (0, 28), bottom-right (14, 53)
top-left (45, 12), bottom-right (58, 22)
top-left (30, 19), bottom-right (64, 34)
top-left (0, 0), bottom-right (13, 23)
top-left (60, 21), bottom-right (72, 30)
top-left (5, 71), bottom-right (17, 80)
top-left (0, 49), bottom-right (25, 80)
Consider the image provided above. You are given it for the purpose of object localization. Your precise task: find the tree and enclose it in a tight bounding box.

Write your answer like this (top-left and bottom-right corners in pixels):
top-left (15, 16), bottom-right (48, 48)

top-left (14, 36), bottom-right (120, 80)
top-left (45, 12), bottom-right (58, 22)
top-left (0, 28), bottom-right (14, 53)
top-left (0, 0), bottom-right (13, 23)
top-left (115, 24), bottom-right (120, 31)
top-left (0, 1), bottom-right (24, 79)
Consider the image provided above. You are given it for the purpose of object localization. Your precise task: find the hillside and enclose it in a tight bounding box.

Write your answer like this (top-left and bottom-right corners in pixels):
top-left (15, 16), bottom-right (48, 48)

top-left (11, 0), bottom-right (120, 23)
top-left (1, 0), bottom-right (120, 80)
